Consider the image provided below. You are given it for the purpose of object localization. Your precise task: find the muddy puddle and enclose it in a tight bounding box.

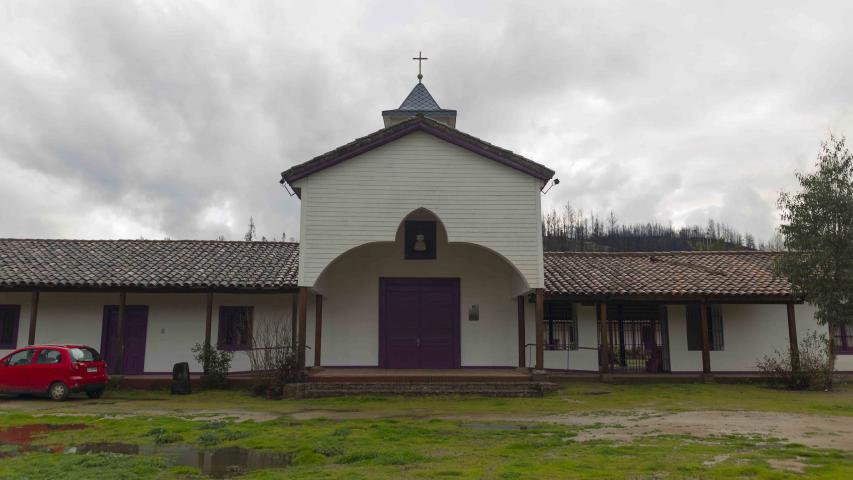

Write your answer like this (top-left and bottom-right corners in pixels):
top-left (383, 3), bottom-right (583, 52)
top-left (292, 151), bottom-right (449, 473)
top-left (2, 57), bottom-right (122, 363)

top-left (0, 424), bottom-right (291, 478)
top-left (0, 424), bottom-right (88, 455)
top-left (69, 443), bottom-right (293, 478)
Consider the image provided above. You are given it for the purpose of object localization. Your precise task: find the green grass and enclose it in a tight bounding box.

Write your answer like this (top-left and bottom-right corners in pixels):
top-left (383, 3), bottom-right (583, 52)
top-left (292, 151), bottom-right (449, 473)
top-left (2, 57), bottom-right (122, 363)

top-left (1, 382), bottom-right (852, 478)
top-left (4, 381), bottom-right (852, 418)
top-left (0, 412), bottom-right (851, 478)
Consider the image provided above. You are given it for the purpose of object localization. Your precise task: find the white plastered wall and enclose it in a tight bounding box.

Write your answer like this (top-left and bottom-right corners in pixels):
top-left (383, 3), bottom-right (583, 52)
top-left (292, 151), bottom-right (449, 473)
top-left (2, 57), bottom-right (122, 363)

top-left (667, 303), bottom-right (846, 372)
top-left (0, 291), bottom-right (295, 374)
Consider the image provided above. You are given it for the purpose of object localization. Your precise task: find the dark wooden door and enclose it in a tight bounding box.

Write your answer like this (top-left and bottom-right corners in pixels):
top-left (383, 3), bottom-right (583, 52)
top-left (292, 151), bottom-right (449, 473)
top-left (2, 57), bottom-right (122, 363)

top-left (380, 278), bottom-right (460, 369)
top-left (101, 306), bottom-right (149, 375)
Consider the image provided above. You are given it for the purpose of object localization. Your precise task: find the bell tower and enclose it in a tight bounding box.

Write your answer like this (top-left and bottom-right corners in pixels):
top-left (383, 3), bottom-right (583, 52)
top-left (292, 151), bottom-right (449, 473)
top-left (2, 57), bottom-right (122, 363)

top-left (381, 51), bottom-right (457, 128)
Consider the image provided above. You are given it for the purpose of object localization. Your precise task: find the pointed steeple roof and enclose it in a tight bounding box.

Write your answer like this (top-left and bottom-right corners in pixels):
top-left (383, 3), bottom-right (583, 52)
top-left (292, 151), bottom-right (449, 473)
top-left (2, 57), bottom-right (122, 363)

top-left (398, 83), bottom-right (442, 111)
top-left (382, 82), bottom-right (457, 128)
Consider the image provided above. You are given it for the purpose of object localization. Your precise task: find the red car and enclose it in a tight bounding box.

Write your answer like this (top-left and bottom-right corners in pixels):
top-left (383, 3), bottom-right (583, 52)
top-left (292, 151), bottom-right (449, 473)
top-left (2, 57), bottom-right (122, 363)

top-left (0, 345), bottom-right (108, 400)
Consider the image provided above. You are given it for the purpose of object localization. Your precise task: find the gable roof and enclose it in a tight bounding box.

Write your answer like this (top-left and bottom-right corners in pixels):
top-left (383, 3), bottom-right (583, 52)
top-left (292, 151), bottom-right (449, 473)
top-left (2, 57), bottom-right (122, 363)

top-left (0, 239), bottom-right (299, 292)
top-left (544, 251), bottom-right (794, 300)
top-left (281, 115), bottom-right (555, 187)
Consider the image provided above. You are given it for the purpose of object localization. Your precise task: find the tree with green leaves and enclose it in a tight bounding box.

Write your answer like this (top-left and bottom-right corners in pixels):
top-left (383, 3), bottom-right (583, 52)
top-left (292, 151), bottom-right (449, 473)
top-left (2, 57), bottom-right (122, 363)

top-left (776, 135), bottom-right (853, 381)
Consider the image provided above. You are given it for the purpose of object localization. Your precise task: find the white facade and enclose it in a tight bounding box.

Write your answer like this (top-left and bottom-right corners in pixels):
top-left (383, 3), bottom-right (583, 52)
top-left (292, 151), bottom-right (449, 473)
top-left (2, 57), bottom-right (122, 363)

top-left (666, 303), bottom-right (853, 373)
top-left (0, 291), bottom-right (297, 374)
top-left (292, 131), bottom-right (546, 293)
top-left (3, 289), bottom-right (851, 374)
top-left (531, 301), bottom-right (851, 373)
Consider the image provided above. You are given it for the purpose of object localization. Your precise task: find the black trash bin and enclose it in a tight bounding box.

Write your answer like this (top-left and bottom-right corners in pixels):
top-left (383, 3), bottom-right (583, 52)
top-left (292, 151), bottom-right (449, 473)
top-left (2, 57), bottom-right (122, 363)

top-left (171, 362), bottom-right (191, 395)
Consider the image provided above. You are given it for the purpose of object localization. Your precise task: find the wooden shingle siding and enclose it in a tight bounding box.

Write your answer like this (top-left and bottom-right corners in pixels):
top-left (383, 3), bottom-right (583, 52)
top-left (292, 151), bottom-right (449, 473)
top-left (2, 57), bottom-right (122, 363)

top-left (295, 132), bottom-right (545, 289)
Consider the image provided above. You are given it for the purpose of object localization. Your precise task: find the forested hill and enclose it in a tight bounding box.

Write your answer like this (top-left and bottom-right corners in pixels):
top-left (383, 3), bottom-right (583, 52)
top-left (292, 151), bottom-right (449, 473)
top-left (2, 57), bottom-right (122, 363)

top-left (542, 205), bottom-right (767, 252)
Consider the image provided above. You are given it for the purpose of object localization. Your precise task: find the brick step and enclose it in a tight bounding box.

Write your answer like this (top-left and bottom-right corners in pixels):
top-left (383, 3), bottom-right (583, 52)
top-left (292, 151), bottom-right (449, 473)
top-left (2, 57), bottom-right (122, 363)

top-left (308, 375), bottom-right (531, 384)
top-left (293, 382), bottom-right (559, 398)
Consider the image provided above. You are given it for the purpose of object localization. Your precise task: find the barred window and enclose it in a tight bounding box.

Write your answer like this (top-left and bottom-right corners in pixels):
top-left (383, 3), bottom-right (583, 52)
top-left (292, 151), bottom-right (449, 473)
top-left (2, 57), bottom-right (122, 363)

top-left (836, 325), bottom-right (853, 354)
top-left (218, 306), bottom-right (253, 351)
top-left (686, 304), bottom-right (724, 351)
top-left (544, 302), bottom-right (578, 350)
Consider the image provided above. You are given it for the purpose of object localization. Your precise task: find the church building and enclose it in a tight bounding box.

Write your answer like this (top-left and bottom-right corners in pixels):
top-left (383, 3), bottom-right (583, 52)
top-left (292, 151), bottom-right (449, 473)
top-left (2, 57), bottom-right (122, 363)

top-left (1, 69), bottom-right (850, 387)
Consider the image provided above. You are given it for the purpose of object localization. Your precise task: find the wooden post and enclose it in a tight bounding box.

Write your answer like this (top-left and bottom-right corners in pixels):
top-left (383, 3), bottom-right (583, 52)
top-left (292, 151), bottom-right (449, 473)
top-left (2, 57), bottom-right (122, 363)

top-left (27, 291), bottom-right (39, 345)
top-left (534, 289), bottom-right (544, 370)
top-left (787, 302), bottom-right (800, 373)
top-left (296, 287), bottom-right (308, 370)
top-left (291, 292), bottom-right (298, 349)
top-left (204, 292), bottom-right (213, 348)
top-left (517, 295), bottom-right (526, 368)
top-left (203, 292), bottom-right (213, 374)
top-left (115, 291), bottom-right (127, 374)
top-left (700, 302), bottom-right (712, 376)
top-left (598, 302), bottom-right (611, 374)
top-left (314, 294), bottom-right (323, 367)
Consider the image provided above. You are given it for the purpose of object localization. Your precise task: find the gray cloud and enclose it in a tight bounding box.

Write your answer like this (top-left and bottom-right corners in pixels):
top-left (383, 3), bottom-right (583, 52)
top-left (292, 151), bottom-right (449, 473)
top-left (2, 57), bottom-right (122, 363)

top-left (1, 0), bottom-right (852, 243)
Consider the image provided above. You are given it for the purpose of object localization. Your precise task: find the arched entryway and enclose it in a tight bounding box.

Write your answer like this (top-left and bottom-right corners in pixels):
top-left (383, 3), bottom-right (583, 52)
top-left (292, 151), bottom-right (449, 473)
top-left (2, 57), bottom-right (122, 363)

top-left (310, 208), bottom-right (530, 369)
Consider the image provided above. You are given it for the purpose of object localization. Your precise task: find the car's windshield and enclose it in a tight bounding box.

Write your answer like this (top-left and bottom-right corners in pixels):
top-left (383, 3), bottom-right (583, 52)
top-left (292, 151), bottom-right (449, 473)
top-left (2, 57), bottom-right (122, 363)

top-left (69, 347), bottom-right (101, 362)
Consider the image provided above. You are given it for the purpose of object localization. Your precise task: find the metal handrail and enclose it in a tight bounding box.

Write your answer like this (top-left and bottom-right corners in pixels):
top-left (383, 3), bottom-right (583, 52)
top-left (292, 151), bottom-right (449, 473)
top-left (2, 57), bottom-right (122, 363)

top-left (524, 343), bottom-right (599, 370)
top-left (244, 345), bottom-right (308, 351)
top-left (243, 345), bottom-right (310, 352)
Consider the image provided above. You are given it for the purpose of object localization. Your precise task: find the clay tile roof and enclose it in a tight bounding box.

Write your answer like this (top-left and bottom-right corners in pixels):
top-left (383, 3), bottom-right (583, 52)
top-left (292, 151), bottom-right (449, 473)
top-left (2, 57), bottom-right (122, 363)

top-left (0, 240), bottom-right (793, 300)
top-left (0, 239), bottom-right (298, 291)
top-left (544, 251), bottom-right (793, 299)
top-left (280, 115), bottom-right (555, 185)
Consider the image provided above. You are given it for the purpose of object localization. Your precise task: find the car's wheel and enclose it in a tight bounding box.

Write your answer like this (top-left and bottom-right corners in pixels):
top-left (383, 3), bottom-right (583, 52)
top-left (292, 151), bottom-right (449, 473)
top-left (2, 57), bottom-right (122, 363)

top-left (86, 388), bottom-right (104, 399)
top-left (48, 382), bottom-right (70, 401)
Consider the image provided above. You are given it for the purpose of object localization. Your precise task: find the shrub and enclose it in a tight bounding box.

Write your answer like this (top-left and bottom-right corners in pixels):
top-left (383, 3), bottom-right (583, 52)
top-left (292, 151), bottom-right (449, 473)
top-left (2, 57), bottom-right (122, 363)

top-left (244, 316), bottom-right (305, 397)
top-left (144, 427), bottom-right (182, 444)
top-left (191, 343), bottom-right (232, 389)
top-left (153, 432), bottom-right (183, 445)
top-left (757, 330), bottom-right (834, 390)
top-left (197, 431), bottom-right (221, 447)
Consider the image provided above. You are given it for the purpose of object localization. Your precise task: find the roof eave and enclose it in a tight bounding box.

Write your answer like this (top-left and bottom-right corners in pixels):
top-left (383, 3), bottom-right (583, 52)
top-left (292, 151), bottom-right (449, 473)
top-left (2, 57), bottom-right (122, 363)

top-left (381, 109), bottom-right (458, 117)
top-left (0, 284), bottom-right (299, 294)
top-left (280, 118), bottom-right (555, 185)
top-left (544, 292), bottom-right (800, 304)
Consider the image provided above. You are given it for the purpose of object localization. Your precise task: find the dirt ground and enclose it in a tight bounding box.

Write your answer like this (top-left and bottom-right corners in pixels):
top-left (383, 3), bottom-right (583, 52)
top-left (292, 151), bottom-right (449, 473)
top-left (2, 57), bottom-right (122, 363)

top-left (526, 410), bottom-right (853, 450)
top-left (288, 409), bottom-right (853, 451)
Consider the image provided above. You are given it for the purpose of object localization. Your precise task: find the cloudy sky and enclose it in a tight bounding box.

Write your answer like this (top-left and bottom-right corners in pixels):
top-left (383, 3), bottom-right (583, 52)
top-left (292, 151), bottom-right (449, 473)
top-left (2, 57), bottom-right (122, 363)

top-left (1, 0), bottom-right (851, 243)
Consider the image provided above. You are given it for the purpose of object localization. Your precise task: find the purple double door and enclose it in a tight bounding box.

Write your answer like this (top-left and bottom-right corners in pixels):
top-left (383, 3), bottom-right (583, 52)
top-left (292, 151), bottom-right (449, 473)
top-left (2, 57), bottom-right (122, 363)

top-left (379, 278), bottom-right (460, 369)
top-left (101, 305), bottom-right (149, 375)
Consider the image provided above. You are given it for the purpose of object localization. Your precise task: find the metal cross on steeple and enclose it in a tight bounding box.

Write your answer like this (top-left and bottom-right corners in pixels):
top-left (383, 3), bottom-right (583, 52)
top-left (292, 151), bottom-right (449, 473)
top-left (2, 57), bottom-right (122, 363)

top-left (413, 51), bottom-right (428, 83)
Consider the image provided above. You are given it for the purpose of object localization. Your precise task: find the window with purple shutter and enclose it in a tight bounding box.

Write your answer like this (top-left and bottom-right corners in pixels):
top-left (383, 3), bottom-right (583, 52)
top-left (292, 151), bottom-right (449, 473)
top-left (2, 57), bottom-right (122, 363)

top-left (686, 304), bottom-right (724, 351)
top-left (836, 325), bottom-right (853, 354)
top-left (217, 306), bottom-right (253, 351)
top-left (0, 305), bottom-right (20, 349)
